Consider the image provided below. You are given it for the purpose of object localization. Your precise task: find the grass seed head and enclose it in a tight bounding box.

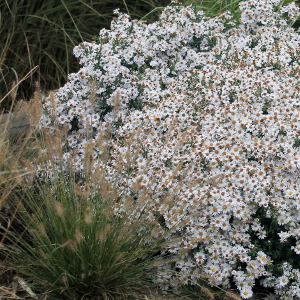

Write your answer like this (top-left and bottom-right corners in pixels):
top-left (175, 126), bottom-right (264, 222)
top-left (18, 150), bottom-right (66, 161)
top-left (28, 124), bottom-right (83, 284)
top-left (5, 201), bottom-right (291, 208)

top-left (54, 201), bottom-right (64, 217)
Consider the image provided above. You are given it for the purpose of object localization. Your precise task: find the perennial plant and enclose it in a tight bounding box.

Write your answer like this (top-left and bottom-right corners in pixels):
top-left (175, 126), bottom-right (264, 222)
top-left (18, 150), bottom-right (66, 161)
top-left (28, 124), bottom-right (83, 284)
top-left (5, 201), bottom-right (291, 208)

top-left (40, 0), bottom-right (300, 298)
top-left (0, 99), bottom-right (178, 299)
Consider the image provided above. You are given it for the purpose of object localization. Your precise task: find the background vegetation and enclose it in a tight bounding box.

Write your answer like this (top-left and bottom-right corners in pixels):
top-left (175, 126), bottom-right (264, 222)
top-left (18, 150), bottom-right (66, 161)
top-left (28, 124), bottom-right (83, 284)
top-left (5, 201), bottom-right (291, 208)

top-left (4, 0), bottom-right (284, 111)
top-left (0, 0), bottom-right (171, 111)
top-left (2, 0), bottom-right (298, 111)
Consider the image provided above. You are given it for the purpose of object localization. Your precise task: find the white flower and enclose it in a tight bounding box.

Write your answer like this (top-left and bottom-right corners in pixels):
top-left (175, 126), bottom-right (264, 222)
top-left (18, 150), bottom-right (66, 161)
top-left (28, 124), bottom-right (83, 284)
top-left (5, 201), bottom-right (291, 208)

top-left (277, 275), bottom-right (289, 287)
top-left (278, 231), bottom-right (291, 243)
top-left (240, 288), bottom-right (253, 299)
top-left (291, 242), bottom-right (300, 254)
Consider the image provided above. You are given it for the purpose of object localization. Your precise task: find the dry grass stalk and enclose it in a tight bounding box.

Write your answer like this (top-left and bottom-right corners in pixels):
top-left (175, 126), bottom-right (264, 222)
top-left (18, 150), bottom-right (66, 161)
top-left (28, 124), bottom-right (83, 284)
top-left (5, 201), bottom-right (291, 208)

top-left (75, 228), bottom-right (84, 243)
top-left (37, 223), bottom-right (47, 236)
top-left (98, 225), bottom-right (111, 242)
top-left (84, 206), bottom-right (92, 224)
top-left (54, 201), bottom-right (64, 217)
top-left (199, 285), bottom-right (215, 300)
top-left (224, 291), bottom-right (243, 300)
top-left (153, 258), bottom-right (180, 267)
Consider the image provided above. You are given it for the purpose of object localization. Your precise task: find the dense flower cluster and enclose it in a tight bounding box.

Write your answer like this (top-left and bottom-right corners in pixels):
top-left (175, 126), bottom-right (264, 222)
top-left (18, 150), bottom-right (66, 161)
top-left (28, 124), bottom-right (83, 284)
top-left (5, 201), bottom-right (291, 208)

top-left (41, 0), bottom-right (300, 298)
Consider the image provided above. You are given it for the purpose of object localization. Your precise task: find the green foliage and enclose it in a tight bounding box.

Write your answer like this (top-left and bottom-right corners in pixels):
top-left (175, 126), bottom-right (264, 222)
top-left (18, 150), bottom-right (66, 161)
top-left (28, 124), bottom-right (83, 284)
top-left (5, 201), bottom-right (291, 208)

top-left (1, 170), bottom-right (167, 299)
top-left (293, 137), bottom-right (300, 147)
top-left (249, 207), bottom-right (300, 278)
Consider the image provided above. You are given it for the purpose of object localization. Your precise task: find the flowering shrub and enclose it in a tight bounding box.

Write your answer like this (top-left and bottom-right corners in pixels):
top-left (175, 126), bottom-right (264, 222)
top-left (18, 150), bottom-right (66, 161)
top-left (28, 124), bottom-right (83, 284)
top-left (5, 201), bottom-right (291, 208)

top-left (41, 0), bottom-right (300, 298)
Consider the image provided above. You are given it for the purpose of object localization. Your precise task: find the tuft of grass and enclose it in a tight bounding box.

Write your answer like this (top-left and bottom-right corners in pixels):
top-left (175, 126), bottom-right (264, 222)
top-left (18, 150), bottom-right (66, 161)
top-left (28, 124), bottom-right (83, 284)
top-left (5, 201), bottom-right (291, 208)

top-left (2, 172), bottom-right (167, 299)
top-left (0, 96), bottom-right (172, 300)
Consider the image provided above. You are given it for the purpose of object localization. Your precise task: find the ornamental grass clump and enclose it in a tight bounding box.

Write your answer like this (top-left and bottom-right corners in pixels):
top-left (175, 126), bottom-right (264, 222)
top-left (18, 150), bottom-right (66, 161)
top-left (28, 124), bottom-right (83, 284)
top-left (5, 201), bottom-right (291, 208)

top-left (1, 128), bottom-right (174, 300)
top-left (40, 0), bottom-right (300, 298)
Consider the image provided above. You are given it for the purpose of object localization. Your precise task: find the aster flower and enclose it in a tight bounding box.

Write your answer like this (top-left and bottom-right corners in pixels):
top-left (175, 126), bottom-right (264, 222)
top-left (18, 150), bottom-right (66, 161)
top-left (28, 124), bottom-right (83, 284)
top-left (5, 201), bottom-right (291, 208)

top-left (39, 0), bottom-right (300, 298)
